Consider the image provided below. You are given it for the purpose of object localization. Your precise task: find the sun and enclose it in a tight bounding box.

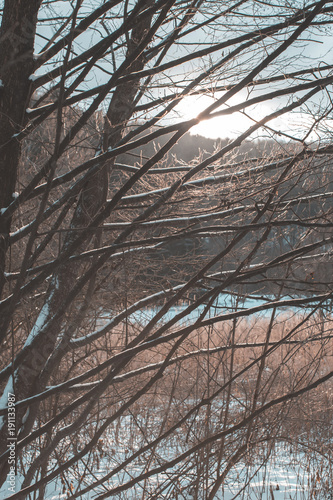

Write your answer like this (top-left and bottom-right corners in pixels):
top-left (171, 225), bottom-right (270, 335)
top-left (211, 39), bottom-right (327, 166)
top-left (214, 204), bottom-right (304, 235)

top-left (175, 94), bottom-right (254, 140)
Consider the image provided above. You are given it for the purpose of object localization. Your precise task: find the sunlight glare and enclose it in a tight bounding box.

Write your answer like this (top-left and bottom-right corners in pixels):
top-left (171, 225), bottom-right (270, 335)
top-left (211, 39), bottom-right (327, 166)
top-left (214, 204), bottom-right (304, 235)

top-left (176, 94), bottom-right (330, 143)
top-left (176, 94), bottom-right (261, 140)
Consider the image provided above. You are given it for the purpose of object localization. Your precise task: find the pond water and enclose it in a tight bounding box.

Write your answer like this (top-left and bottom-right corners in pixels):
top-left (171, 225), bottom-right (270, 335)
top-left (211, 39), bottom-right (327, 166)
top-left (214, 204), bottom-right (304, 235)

top-left (130, 293), bottom-right (310, 327)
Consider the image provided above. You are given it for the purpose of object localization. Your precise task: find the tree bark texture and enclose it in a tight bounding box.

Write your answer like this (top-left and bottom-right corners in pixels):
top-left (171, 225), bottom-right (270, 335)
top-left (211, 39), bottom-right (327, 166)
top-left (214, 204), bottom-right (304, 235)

top-left (0, 0), bottom-right (42, 296)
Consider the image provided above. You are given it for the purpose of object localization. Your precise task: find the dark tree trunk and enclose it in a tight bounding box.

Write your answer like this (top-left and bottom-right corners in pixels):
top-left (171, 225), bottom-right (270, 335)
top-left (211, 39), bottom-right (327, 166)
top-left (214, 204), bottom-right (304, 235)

top-left (0, 0), bottom-right (41, 297)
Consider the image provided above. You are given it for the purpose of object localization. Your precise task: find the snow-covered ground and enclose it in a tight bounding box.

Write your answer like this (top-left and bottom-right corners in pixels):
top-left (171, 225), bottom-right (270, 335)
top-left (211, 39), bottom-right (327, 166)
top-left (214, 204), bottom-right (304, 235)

top-left (2, 436), bottom-right (330, 499)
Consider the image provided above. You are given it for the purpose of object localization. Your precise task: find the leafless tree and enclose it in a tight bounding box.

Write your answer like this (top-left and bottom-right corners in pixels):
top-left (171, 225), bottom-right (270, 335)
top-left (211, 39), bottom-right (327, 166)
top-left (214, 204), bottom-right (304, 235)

top-left (0, 0), bottom-right (332, 498)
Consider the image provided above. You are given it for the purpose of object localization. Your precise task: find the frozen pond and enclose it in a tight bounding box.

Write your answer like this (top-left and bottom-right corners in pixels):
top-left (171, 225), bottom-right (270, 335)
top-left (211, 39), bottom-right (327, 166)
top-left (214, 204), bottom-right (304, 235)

top-left (130, 293), bottom-right (318, 327)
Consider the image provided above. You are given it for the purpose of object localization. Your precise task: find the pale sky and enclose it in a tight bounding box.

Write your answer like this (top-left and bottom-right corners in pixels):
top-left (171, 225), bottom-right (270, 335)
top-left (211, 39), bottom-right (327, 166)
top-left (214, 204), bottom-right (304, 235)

top-left (16, 1), bottom-right (333, 142)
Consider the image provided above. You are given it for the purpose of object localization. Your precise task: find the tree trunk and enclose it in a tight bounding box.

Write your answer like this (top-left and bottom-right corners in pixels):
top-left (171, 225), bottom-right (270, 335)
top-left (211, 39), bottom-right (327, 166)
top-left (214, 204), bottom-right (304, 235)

top-left (0, 0), bottom-right (41, 297)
